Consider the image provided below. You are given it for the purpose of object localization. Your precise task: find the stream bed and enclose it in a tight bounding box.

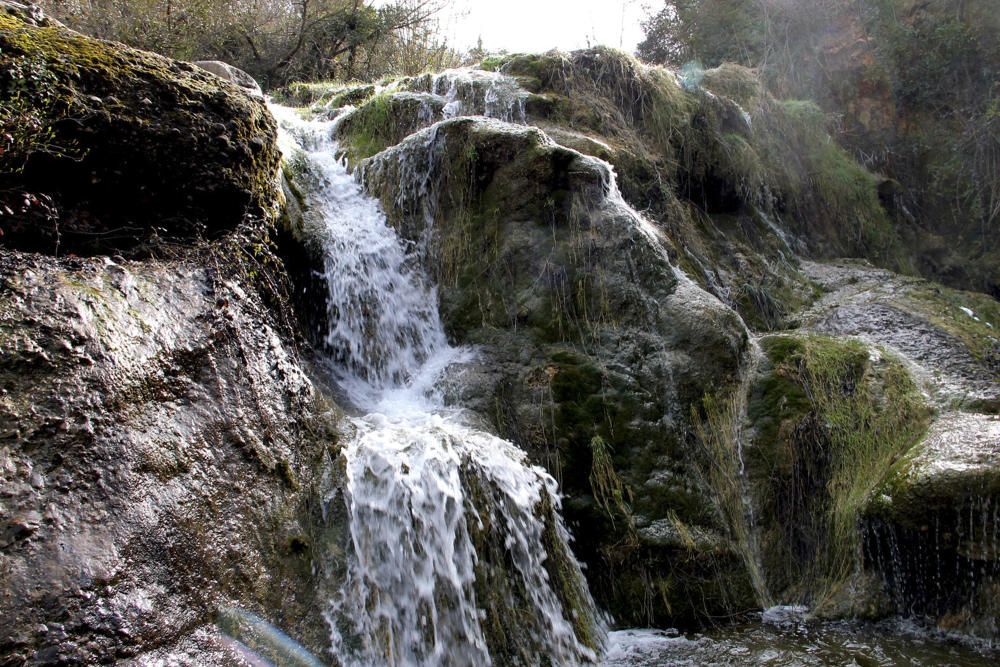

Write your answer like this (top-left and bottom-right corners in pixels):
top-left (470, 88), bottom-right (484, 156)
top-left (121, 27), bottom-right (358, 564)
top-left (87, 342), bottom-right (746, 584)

top-left (604, 615), bottom-right (998, 666)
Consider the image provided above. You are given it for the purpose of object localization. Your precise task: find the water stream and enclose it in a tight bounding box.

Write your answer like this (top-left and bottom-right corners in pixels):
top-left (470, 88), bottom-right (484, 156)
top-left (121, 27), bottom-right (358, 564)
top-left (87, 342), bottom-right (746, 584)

top-left (273, 105), bottom-right (602, 666)
top-left (271, 85), bottom-right (1000, 664)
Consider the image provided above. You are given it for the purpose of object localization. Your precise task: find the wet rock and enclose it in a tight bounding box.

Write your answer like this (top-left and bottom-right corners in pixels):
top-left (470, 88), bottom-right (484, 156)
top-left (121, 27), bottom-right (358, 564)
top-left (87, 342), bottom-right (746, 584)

top-left (864, 413), bottom-right (1000, 638)
top-left (359, 115), bottom-right (754, 627)
top-left (800, 259), bottom-right (999, 406)
top-left (0, 250), bottom-right (347, 664)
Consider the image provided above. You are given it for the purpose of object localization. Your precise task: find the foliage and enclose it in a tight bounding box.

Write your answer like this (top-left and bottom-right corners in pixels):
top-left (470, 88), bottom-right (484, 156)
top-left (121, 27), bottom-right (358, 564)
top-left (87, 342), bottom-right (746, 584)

top-left (38, 0), bottom-right (456, 88)
top-left (588, 435), bottom-right (634, 533)
top-left (0, 48), bottom-right (69, 224)
top-left (637, 0), bottom-right (765, 68)
top-left (637, 0), bottom-right (1000, 295)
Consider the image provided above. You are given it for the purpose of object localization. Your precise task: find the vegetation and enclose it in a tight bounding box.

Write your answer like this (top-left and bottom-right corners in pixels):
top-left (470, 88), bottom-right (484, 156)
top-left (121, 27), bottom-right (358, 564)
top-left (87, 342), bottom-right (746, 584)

top-left (746, 334), bottom-right (931, 611)
top-left (37, 0), bottom-right (460, 88)
top-left (638, 0), bottom-right (1000, 296)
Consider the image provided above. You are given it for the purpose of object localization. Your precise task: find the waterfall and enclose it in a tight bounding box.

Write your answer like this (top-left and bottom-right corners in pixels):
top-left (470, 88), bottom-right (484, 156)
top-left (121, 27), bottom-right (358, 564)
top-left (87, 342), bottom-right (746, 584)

top-left (273, 106), bottom-right (604, 666)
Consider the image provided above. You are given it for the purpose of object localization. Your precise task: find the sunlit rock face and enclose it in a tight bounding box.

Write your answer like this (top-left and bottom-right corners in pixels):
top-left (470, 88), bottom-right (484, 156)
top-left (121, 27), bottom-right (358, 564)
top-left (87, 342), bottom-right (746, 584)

top-left (0, 249), bottom-right (346, 664)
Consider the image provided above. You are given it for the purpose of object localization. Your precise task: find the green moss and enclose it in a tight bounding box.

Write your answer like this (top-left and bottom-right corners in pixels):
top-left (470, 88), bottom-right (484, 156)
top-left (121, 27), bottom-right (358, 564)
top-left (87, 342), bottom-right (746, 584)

top-left (747, 334), bottom-right (932, 609)
top-left (0, 12), bottom-right (280, 254)
top-left (337, 92), bottom-right (395, 161)
top-left (901, 284), bottom-right (1000, 363)
top-left (701, 63), bottom-right (765, 107)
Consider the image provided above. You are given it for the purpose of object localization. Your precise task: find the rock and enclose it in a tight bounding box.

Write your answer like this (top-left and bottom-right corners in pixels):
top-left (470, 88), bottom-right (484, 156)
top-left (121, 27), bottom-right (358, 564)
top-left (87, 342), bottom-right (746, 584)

top-left (359, 115), bottom-right (755, 627)
top-left (864, 413), bottom-right (1000, 638)
top-left (193, 60), bottom-right (265, 98)
top-left (0, 11), bottom-right (280, 256)
top-left (799, 259), bottom-right (1000, 407)
top-left (0, 249), bottom-right (347, 664)
top-left (0, 0), bottom-right (49, 27)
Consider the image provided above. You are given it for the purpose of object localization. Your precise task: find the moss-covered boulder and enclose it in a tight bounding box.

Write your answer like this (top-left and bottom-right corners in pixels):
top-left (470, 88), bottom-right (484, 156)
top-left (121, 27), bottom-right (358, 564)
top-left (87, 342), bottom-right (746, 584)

top-left (0, 3), bottom-right (280, 255)
top-left (271, 46), bottom-right (1000, 636)
top-left (358, 116), bottom-right (756, 627)
top-left (743, 334), bottom-right (931, 613)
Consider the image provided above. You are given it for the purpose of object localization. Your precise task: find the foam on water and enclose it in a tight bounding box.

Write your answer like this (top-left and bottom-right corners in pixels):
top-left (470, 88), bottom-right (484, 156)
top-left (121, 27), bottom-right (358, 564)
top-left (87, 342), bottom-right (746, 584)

top-left (273, 104), bottom-right (601, 666)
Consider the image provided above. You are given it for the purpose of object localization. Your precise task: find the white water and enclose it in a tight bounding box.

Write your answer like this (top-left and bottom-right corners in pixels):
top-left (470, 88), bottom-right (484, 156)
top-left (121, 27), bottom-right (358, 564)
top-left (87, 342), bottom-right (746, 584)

top-left (273, 105), bottom-right (601, 666)
top-left (430, 69), bottom-right (528, 123)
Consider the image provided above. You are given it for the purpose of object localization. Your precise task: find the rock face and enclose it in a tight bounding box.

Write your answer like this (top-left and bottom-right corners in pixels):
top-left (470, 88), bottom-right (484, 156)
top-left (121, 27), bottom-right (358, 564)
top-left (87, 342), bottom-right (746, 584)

top-left (316, 50), bottom-right (1000, 633)
top-left (0, 4), bottom-right (280, 255)
top-left (360, 116), bottom-right (755, 625)
top-left (865, 413), bottom-right (1000, 637)
top-left (0, 6), bottom-right (344, 665)
top-left (0, 250), bottom-right (345, 665)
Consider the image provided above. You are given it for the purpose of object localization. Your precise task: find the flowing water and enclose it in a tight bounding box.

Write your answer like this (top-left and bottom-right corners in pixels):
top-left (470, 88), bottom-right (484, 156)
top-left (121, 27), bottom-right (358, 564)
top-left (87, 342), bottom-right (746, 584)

top-left (273, 105), bottom-right (602, 666)
top-left (271, 90), bottom-right (1000, 665)
top-left (602, 616), bottom-right (998, 666)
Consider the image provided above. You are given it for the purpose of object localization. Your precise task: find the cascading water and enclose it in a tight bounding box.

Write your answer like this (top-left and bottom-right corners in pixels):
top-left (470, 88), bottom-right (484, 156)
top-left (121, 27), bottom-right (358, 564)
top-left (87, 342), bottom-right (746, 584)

top-left (272, 105), bottom-right (603, 666)
top-left (430, 69), bottom-right (528, 123)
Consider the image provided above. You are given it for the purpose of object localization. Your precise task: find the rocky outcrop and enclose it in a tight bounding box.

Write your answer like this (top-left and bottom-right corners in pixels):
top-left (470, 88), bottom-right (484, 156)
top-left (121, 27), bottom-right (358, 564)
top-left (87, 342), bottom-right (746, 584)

top-left (0, 6), bottom-right (344, 665)
top-left (865, 413), bottom-right (1000, 637)
top-left (0, 5), bottom-right (280, 256)
top-left (359, 116), bottom-right (755, 625)
top-left (0, 250), bottom-right (345, 665)
top-left (315, 49), bottom-right (1000, 633)
top-left (1, 3), bottom-right (998, 656)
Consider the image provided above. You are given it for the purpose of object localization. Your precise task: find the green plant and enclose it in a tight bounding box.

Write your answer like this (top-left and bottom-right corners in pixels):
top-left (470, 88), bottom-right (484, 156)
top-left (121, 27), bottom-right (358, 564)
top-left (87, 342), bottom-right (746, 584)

top-left (748, 335), bottom-right (932, 609)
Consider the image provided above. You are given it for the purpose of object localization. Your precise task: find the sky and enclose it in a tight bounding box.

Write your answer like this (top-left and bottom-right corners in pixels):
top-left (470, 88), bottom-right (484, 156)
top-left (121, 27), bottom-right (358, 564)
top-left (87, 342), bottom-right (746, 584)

top-left (433, 1), bottom-right (648, 54)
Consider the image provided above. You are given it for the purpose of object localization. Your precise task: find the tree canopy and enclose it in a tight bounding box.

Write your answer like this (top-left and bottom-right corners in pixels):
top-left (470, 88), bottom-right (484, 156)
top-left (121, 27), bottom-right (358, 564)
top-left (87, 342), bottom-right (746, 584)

top-left (39, 0), bottom-right (456, 87)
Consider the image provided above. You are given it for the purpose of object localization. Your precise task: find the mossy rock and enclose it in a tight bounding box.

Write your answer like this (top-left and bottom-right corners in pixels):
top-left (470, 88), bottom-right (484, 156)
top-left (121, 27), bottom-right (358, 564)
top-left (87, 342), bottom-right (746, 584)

top-left (745, 333), bottom-right (931, 610)
top-left (335, 91), bottom-right (444, 162)
top-left (0, 8), bottom-right (280, 255)
top-left (358, 114), bottom-right (753, 627)
top-left (862, 412), bottom-right (1000, 637)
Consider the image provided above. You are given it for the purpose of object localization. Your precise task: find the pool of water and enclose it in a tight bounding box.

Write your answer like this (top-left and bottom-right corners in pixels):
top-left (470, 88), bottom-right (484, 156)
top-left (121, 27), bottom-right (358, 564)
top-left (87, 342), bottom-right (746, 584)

top-left (603, 614), bottom-right (998, 666)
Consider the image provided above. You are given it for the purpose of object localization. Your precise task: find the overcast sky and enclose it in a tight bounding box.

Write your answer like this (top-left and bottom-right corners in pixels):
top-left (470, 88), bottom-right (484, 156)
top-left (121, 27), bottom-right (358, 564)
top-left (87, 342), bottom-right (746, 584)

top-left (432, 1), bottom-right (647, 54)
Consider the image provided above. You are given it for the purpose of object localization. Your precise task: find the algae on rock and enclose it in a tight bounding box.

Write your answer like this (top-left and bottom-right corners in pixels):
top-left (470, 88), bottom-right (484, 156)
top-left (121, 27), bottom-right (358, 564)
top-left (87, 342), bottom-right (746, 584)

top-left (0, 6), bottom-right (280, 256)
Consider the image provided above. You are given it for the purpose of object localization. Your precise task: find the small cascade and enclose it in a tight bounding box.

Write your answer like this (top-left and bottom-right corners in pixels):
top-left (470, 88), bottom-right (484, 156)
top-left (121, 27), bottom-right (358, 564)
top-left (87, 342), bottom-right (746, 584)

top-left (863, 495), bottom-right (1000, 638)
top-left (859, 413), bottom-right (1000, 640)
top-left (430, 69), bottom-right (528, 123)
top-left (273, 105), bottom-right (603, 666)
top-left (730, 338), bottom-right (771, 607)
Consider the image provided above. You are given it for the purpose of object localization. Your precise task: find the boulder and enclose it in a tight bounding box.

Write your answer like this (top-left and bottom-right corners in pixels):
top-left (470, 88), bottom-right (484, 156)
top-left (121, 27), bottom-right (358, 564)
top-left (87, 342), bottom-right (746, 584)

top-left (0, 249), bottom-right (345, 664)
top-left (864, 413), bottom-right (1000, 637)
top-left (0, 8), bottom-right (280, 256)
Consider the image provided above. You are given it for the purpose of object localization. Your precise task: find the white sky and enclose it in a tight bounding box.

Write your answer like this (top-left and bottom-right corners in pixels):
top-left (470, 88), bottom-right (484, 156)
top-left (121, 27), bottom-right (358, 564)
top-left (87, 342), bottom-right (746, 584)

top-left (433, 1), bottom-right (647, 54)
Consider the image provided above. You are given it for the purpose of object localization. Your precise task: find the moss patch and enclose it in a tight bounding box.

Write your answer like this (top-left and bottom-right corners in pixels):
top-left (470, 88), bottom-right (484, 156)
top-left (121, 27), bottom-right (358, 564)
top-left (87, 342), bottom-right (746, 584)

top-left (747, 334), bottom-right (932, 610)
